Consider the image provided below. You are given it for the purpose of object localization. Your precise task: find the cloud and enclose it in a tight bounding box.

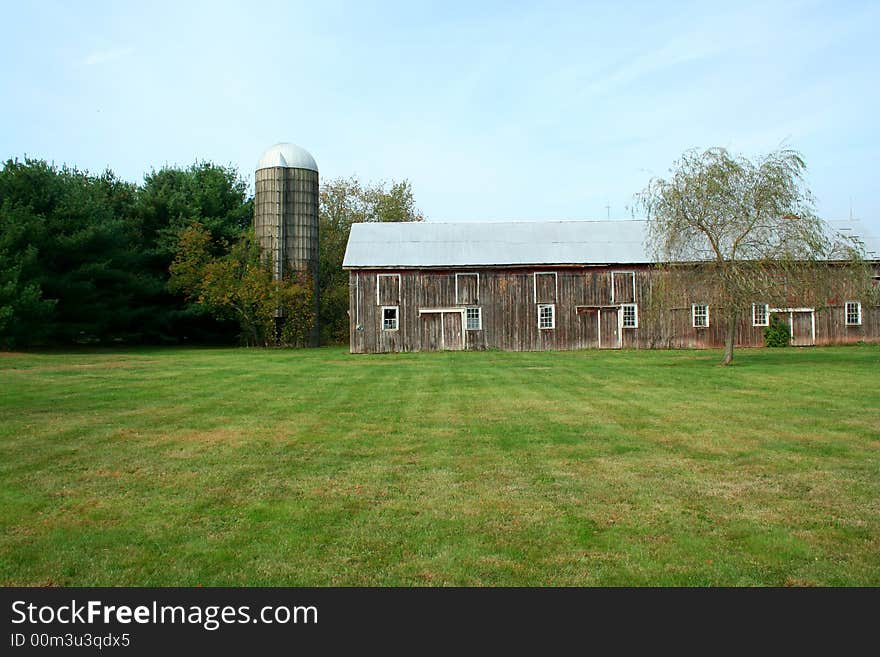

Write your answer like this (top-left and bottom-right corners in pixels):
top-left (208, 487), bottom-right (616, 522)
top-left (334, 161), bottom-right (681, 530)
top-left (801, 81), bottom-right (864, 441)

top-left (82, 47), bottom-right (133, 66)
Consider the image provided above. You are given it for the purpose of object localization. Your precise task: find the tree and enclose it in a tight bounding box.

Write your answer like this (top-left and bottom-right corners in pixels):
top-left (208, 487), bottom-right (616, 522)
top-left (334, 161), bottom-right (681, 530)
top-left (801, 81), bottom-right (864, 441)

top-left (134, 163), bottom-right (253, 343)
top-left (0, 158), bottom-right (255, 347)
top-left (0, 242), bottom-right (56, 348)
top-left (0, 158), bottom-right (152, 345)
top-left (169, 223), bottom-right (314, 346)
top-left (318, 177), bottom-right (424, 343)
top-left (0, 154), bottom-right (422, 348)
top-left (638, 147), bottom-right (860, 366)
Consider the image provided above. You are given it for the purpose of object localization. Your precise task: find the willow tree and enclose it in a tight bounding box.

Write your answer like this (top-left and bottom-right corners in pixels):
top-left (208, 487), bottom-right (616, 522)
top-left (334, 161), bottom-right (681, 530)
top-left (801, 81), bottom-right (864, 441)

top-left (638, 147), bottom-right (849, 366)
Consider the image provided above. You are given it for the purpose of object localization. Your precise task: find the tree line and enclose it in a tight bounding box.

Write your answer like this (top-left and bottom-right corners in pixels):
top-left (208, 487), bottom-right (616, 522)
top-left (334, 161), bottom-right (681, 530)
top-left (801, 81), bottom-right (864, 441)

top-left (0, 158), bottom-right (422, 348)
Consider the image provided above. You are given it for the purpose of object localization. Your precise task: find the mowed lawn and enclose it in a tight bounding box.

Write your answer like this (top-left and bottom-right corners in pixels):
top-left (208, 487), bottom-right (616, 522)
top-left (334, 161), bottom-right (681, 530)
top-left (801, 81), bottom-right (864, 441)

top-left (1, 345), bottom-right (878, 586)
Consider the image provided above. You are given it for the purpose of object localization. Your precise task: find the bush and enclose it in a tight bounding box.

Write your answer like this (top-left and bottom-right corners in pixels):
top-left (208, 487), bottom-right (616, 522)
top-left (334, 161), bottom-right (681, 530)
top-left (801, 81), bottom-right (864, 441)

top-left (764, 317), bottom-right (791, 347)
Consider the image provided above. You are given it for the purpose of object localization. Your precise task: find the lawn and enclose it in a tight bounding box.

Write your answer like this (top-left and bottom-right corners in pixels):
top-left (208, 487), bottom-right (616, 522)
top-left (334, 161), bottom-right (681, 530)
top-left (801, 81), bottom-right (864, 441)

top-left (1, 345), bottom-right (878, 586)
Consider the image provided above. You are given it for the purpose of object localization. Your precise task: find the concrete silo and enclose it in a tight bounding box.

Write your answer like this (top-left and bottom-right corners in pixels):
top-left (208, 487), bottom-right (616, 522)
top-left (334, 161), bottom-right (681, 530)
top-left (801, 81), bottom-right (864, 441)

top-left (254, 143), bottom-right (319, 346)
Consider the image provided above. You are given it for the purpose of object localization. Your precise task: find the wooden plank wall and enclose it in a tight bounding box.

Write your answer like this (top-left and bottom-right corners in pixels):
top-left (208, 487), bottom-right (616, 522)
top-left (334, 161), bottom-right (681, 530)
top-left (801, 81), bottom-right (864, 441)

top-left (348, 266), bottom-right (880, 353)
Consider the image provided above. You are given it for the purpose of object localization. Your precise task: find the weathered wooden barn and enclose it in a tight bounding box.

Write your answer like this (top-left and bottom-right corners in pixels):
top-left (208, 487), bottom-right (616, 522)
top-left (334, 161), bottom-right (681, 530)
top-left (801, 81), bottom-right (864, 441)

top-left (342, 220), bottom-right (880, 353)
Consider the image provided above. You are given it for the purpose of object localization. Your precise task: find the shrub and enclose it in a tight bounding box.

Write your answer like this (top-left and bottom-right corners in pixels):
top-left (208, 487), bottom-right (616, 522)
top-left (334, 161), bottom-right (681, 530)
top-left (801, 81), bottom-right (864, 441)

top-left (764, 317), bottom-right (791, 347)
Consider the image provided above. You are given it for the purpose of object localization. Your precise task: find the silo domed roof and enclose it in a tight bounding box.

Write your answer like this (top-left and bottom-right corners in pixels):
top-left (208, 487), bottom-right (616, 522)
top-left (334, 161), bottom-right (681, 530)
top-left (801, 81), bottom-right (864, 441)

top-left (256, 143), bottom-right (318, 172)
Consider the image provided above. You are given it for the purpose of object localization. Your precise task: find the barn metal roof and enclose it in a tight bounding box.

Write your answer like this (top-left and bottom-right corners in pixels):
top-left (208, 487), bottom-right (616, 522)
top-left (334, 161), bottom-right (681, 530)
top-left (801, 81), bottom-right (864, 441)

top-left (343, 219), bottom-right (880, 269)
top-left (827, 220), bottom-right (880, 260)
top-left (343, 220), bottom-right (651, 268)
top-left (256, 143), bottom-right (318, 172)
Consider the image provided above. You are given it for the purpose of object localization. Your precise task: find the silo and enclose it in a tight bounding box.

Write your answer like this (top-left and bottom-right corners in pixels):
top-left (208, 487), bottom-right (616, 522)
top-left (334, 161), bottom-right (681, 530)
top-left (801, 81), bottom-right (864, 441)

top-left (254, 143), bottom-right (320, 346)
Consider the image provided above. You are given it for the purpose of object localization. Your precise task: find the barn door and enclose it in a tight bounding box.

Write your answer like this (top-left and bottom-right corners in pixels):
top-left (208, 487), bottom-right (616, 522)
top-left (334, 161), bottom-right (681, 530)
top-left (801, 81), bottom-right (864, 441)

top-left (442, 312), bottom-right (464, 351)
top-left (419, 311), bottom-right (463, 351)
top-left (420, 313), bottom-right (442, 351)
top-left (791, 311), bottom-right (814, 346)
top-left (771, 310), bottom-right (815, 347)
top-left (599, 308), bottom-right (620, 349)
top-left (576, 307), bottom-right (599, 348)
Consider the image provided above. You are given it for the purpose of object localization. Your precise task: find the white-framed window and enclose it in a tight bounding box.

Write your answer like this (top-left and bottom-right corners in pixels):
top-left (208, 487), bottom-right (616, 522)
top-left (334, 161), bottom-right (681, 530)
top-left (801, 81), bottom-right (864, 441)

top-left (455, 272), bottom-right (480, 305)
top-left (621, 303), bottom-right (638, 328)
top-left (692, 304), bottom-right (709, 328)
top-left (466, 307), bottom-right (482, 330)
top-left (752, 303), bottom-right (769, 327)
top-left (611, 271), bottom-right (636, 304)
top-left (376, 273), bottom-right (401, 306)
top-left (845, 301), bottom-right (862, 326)
top-left (382, 306), bottom-right (399, 331)
top-left (538, 304), bottom-right (555, 329)
top-left (533, 272), bottom-right (558, 303)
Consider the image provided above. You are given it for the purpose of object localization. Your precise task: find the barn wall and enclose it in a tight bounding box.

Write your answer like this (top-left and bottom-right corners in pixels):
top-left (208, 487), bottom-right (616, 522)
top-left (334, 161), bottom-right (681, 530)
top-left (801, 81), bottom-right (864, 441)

top-left (347, 266), bottom-right (880, 354)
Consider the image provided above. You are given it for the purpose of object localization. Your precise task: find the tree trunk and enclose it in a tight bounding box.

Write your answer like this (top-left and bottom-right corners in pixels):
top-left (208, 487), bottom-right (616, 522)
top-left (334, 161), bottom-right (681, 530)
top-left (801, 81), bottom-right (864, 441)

top-left (721, 310), bottom-right (737, 366)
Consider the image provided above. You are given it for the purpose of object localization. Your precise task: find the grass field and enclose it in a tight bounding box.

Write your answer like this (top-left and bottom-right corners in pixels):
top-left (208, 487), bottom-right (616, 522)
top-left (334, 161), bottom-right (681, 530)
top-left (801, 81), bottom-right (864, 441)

top-left (1, 345), bottom-right (878, 586)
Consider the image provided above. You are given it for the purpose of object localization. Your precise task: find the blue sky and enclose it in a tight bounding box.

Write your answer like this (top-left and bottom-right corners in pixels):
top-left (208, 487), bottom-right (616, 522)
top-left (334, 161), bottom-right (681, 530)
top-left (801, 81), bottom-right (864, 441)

top-left (1, 0), bottom-right (878, 236)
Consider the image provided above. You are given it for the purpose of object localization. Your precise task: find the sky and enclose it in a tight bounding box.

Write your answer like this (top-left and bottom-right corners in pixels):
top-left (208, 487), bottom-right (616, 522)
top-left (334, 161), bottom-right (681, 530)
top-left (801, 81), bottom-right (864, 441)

top-left (1, 0), bottom-right (878, 237)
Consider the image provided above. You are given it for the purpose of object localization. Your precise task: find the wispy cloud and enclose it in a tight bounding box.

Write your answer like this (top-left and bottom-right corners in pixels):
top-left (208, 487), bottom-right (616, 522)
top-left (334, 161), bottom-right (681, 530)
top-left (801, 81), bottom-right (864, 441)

top-left (82, 47), bottom-right (133, 66)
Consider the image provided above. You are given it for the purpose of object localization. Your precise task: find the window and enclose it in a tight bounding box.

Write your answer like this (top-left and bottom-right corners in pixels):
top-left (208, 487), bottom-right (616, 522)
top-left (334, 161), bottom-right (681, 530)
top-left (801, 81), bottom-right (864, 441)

top-left (845, 301), bottom-right (862, 326)
top-left (376, 273), bottom-right (401, 305)
top-left (621, 303), bottom-right (638, 328)
top-left (611, 271), bottom-right (636, 303)
top-left (465, 308), bottom-right (483, 331)
top-left (533, 272), bottom-right (558, 303)
top-left (538, 304), bottom-right (555, 329)
top-left (455, 273), bottom-right (479, 305)
top-left (752, 303), bottom-right (769, 327)
top-left (466, 307), bottom-right (481, 331)
top-left (382, 306), bottom-right (398, 331)
top-left (692, 304), bottom-right (709, 328)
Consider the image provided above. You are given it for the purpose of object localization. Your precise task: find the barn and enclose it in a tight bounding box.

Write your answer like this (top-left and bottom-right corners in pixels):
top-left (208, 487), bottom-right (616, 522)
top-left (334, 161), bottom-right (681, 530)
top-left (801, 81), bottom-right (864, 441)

top-left (342, 220), bottom-right (880, 354)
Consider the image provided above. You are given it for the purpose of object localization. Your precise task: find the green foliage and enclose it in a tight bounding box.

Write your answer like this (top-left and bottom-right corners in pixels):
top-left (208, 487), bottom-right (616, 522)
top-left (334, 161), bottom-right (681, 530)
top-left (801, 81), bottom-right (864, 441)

top-left (0, 159), bottom-right (150, 344)
top-left (169, 223), bottom-right (314, 346)
top-left (0, 156), bottom-right (420, 348)
top-left (137, 162), bottom-right (251, 260)
top-left (638, 147), bottom-right (846, 365)
top-left (0, 195), bottom-right (57, 348)
top-left (764, 317), bottom-right (791, 347)
top-left (319, 176), bottom-right (423, 343)
top-left (0, 249), bottom-right (56, 349)
top-left (134, 162), bottom-right (253, 343)
top-left (0, 158), bottom-right (251, 347)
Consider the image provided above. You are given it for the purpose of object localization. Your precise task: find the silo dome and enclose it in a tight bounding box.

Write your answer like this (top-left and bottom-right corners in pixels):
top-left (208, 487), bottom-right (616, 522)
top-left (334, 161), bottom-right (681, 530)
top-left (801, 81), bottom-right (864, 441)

top-left (256, 142), bottom-right (318, 172)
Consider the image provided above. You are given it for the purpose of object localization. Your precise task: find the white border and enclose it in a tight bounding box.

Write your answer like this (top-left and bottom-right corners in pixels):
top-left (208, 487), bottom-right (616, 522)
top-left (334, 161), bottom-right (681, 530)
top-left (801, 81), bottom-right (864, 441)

top-left (533, 272), bottom-right (558, 303)
top-left (621, 303), bottom-right (638, 328)
top-left (844, 301), bottom-right (862, 326)
top-left (610, 271), bottom-right (636, 304)
top-left (376, 273), bottom-right (401, 306)
top-left (752, 303), bottom-right (769, 327)
top-left (381, 305), bottom-right (399, 331)
top-left (692, 303), bottom-right (709, 328)
top-left (769, 307), bottom-right (816, 345)
top-left (455, 272), bottom-right (480, 305)
top-left (417, 308), bottom-right (466, 350)
top-left (465, 307), bottom-right (482, 331)
top-left (537, 303), bottom-right (555, 329)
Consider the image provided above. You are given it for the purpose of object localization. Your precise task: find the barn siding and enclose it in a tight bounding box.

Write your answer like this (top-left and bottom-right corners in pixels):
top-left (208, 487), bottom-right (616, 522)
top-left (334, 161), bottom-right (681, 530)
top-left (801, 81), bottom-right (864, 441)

top-left (348, 265), bottom-right (880, 354)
